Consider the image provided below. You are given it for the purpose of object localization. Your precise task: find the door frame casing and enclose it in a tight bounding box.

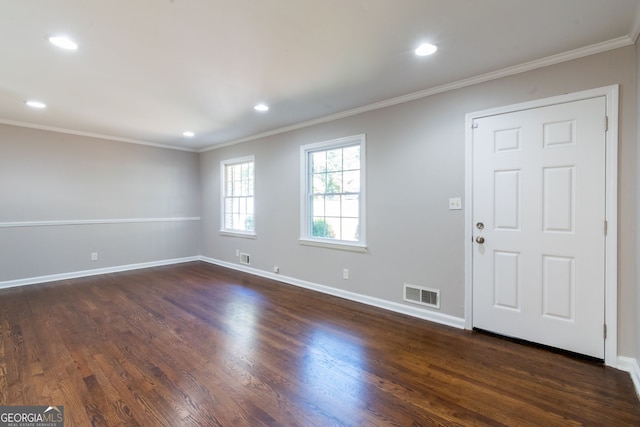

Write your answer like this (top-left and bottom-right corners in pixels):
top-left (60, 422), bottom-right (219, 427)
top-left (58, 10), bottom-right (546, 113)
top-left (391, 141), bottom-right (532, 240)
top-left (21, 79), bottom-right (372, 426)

top-left (464, 85), bottom-right (619, 367)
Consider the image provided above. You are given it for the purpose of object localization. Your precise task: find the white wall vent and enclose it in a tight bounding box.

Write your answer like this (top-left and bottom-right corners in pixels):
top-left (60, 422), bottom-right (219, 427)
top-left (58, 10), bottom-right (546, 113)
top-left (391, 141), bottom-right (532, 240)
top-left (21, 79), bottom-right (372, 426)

top-left (404, 284), bottom-right (440, 309)
top-left (239, 252), bottom-right (250, 265)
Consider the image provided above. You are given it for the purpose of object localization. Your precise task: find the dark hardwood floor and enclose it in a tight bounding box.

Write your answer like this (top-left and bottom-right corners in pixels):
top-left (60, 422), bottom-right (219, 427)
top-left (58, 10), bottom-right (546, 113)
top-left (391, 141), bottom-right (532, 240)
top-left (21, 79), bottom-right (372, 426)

top-left (0, 262), bottom-right (638, 426)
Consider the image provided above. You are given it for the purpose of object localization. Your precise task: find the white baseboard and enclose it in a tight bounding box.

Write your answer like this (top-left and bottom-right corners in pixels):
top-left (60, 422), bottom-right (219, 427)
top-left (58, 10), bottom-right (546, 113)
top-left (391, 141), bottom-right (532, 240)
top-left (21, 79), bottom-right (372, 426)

top-left (0, 256), bottom-right (200, 290)
top-left (0, 255), bottom-right (465, 331)
top-left (617, 356), bottom-right (640, 399)
top-left (200, 256), bottom-right (466, 330)
top-left (4, 254), bottom-right (638, 399)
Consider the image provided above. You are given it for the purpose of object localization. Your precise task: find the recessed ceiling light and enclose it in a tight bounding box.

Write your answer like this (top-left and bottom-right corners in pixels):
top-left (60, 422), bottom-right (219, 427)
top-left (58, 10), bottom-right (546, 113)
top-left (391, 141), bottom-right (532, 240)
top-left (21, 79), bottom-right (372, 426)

top-left (415, 43), bottom-right (437, 56)
top-left (25, 100), bottom-right (47, 109)
top-left (254, 103), bottom-right (269, 112)
top-left (48, 35), bottom-right (78, 50)
top-left (183, 131), bottom-right (195, 137)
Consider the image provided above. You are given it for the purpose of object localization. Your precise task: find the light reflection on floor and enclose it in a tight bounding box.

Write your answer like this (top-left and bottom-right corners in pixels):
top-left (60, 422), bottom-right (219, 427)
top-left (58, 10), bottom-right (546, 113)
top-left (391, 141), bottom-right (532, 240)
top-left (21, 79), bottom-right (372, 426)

top-left (223, 285), bottom-right (264, 356)
top-left (300, 325), bottom-right (368, 415)
top-left (219, 285), bottom-right (370, 417)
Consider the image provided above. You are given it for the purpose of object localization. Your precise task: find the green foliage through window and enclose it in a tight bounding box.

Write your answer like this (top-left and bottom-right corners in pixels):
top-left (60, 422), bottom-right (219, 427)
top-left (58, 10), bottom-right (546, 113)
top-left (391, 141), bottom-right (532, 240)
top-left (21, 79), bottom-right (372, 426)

top-left (312, 219), bottom-right (335, 238)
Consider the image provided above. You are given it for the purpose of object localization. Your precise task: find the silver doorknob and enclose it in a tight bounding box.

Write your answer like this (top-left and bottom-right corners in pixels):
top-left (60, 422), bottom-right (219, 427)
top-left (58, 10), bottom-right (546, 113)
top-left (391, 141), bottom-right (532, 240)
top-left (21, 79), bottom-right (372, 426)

top-left (475, 236), bottom-right (485, 244)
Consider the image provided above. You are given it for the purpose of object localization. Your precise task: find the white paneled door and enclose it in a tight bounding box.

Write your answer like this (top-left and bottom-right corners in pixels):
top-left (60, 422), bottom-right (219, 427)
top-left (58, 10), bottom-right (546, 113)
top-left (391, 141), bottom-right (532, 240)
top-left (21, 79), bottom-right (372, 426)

top-left (471, 96), bottom-right (606, 359)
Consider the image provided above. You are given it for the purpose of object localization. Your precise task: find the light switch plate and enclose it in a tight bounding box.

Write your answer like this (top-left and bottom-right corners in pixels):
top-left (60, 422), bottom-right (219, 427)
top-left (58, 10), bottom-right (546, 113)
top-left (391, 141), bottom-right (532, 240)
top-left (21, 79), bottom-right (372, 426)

top-left (449, 197), bottom-right (462, 210)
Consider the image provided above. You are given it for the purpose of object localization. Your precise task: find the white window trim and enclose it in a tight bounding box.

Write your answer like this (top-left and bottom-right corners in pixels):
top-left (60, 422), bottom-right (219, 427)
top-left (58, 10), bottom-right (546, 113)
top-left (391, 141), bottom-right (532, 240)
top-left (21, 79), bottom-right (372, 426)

top-left (220, 155), bottom-right (257, 237)
top-left (299, 134), bottom-right (366, 251)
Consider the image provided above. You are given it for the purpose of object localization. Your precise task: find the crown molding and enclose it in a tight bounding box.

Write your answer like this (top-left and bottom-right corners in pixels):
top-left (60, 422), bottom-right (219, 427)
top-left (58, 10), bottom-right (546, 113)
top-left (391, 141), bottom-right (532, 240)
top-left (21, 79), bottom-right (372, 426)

top-left (2, 32), bottom-right (635, 155)
top-left (201, 35), bottom-right (635, 152)
top-left (0, 119), bottom-right (198, 152)
top-left (631, 3), bottom-right (640, 43)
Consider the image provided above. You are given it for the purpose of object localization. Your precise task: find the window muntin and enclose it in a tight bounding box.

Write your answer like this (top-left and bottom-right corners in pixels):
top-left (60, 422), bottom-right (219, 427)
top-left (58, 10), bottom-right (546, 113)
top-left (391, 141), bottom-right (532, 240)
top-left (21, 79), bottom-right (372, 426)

top-left (301, 135), bottom-right (366, 249)
top-left (221, 156), bottom-right (255, 235)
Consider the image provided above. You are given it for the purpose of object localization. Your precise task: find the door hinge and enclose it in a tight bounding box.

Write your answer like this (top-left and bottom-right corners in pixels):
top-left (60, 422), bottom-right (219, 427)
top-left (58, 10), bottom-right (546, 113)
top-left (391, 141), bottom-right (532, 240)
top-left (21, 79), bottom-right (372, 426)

top-left (471, 122), bottom-right (478, 129)
top-left (605, 116), bottom-right (608, 132)
top-left (603, 324), bottom-right (607, 339)
top-left (604, 220), bottom-right (608, 236)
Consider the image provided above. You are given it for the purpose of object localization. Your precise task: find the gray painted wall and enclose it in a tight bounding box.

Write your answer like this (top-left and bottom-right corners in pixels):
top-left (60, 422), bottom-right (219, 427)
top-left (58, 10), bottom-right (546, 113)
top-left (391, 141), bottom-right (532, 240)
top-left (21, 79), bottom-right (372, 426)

top-left (0, 125), bottom-right (201, 281)
top-left (200, 46), bottom-right (637, 357)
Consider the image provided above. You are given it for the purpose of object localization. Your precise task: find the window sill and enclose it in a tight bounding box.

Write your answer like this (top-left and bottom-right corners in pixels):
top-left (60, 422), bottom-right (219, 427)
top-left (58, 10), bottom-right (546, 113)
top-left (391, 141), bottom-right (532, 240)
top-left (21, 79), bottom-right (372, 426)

top-left (220, 230), bottom-right (257, 239)
top-left (299, 238), bottom-right (367, 253)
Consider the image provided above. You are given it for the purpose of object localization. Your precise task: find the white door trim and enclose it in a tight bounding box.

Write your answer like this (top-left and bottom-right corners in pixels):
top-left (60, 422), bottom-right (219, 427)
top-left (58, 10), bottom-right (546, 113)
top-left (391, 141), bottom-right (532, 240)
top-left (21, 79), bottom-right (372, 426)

top-left (464, 85), bottom-right (619, 366)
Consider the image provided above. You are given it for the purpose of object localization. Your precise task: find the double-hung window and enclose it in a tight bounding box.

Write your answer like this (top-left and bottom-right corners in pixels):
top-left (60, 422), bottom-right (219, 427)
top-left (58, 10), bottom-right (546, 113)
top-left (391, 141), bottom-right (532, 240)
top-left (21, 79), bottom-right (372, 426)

top-left (221, 156), bottom-right (255, 236)
top-left (300, 134), bottom-right (366, 250)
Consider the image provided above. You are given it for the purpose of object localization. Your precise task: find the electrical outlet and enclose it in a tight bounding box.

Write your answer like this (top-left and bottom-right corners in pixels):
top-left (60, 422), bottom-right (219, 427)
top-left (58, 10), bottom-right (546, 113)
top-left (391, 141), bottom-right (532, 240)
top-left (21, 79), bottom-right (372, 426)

top-left (91, 252), bottom-right (98, 261)
top-left (343, 268), bottom-right (349, 280)
top-left (273, 266), bottom-right (280, 274)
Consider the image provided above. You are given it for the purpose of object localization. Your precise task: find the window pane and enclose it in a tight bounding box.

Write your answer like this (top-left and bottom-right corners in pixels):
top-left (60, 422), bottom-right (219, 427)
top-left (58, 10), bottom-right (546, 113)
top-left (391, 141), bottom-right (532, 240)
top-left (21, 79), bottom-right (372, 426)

top-left (311, 151), bottom-right (326, 173)
top-left (233, 214), bottom-right (242, 229)
top-left (312, 196), bottom-right (325, 216)
top-left (230, 165), bottom-right (238, 183)
top-left (226, 166), bottom-right (234, 194)
top-left (325, 195), bottom-right (341, 217)
top-left (225, 167), bottom-right (233, 192)
top-left (233, 180), bottom-right (242, 196)
top-left (343, 170), bottom-right (360, 193)
top-left (342, 195), bottom-right (359, 218)
top-left (325, 217), bottom-right (341, 240)
top-left (326, 149), bottom-right (343, 172)
top-left (326, 172), bottom-right (342, 193)
top-left (245, 215), bottom-right (255, 231)
top-left (312, 173), bottom-right (326, 194)
top-left (341, 218), bottom-right (359, 241)
top-left (247, 197), bottom-right (254, 214)
top-left (312, 217), bottom-right (334, 238)
top-left (343, 145), bottom-right (360, 170)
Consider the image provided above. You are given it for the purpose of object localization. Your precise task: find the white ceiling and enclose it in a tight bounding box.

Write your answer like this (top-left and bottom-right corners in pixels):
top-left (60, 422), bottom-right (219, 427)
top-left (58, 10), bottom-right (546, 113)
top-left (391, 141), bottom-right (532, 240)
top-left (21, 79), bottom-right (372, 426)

top-left (1, 0), bottom-right (639, 151)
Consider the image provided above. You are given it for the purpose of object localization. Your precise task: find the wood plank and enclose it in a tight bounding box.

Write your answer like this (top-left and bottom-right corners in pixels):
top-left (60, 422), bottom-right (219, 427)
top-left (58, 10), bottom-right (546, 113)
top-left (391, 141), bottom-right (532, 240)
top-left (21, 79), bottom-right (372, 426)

top-left (0, 261), bottom-right (638, 426)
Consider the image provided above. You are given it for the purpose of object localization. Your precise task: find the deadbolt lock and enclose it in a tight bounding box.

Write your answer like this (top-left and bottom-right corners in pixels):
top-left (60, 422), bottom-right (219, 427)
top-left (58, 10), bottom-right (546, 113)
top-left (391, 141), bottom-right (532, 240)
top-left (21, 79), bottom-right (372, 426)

top-left (476, 222), bottom-right (484, 230)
